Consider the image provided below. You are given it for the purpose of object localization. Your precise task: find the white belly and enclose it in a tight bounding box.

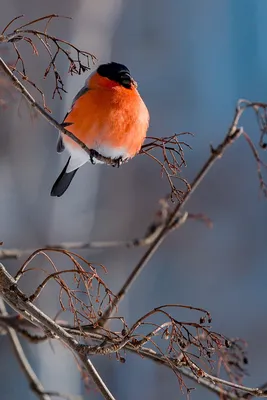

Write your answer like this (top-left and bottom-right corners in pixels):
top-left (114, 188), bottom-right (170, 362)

top-left (64, 140), bottom-right (129, 172)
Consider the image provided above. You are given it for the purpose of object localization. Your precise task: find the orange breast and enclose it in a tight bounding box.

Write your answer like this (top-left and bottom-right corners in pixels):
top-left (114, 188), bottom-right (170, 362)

top-left (63, 78), bottom-right (149, 158)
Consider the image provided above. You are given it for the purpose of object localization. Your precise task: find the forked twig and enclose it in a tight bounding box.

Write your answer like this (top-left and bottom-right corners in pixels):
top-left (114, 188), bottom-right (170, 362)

top-left (0, 14), bottom-right (96, 101)
top-left (98, 110), bottom-right (243, 326)
top-left (1, 14), bottom-right (267, 400)
top-left (0, 14), bottom-right (191, 195)
top-left (1, 274), bottom-right (266, 399)
top-left (0, 264), bottom-right (116, 400)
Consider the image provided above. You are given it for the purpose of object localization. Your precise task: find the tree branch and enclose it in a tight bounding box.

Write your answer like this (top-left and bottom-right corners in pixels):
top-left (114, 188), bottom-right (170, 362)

top-left (0, 57), bottom-right (119, 166)
top-left (0, 298), bottom-right (52, 400)
top-left (0, 264), bottom-right (115, 400)
top-left (98, 109), bottom-right (244, 325)
top-left (0, 13), bottom-right (192, 197)
top-left (0, 203), bottom-right (211, 260)
top-left (1, 15), bottom-right (267, 400)
top-left (2, 308), bottom-right (266, 399)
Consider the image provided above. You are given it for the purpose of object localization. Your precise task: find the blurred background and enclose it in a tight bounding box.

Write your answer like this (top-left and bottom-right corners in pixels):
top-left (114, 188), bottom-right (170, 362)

top-left (0, 0), bottom-right (267, 399)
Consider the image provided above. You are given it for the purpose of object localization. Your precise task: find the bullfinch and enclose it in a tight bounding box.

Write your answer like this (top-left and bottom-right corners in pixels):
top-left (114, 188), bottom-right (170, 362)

top-left (51, 62), bottom-right (150, 197)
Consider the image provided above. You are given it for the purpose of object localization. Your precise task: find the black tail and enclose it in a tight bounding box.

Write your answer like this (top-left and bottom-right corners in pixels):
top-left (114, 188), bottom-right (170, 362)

top-left (51, 157), bottom-right (78, 197)
top-left (57, 135), bottom-right (65, 153)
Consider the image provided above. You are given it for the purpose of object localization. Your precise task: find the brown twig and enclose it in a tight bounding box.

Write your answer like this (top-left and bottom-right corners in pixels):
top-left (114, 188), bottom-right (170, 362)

top-left (0, 203), bottom-right (167, 259)
top-left (51, 329), bottom-right (267, 398)
top-left (1, 53), bottom-right (188, 177)
top-left (96, 95), bottom-right (267, 326)
top-left (0, 15), bottom-right (96, 101)
top-left (0, 57), bottom-right (120, 166)
top-left (140, 133), bottom-right (192, 200)
top-left (0, 15), bottom-right (191, 196)
top-left (98, 109), bottom-right (243, 325)
top-left (1, 15), bottom-right (267, 398)
top-left (242, 131), bottom-right (267, 197)
top-left (11, 248), bottom-right (116, 332)
top-left (1, 293), bottom-right (266, 399)
top-left (0, 263), bottom-right (116, 400)
top-left (0, 298), bottom-right (52, 400)
top-left (0, 198), bottom-right (212, 260)
top-left (0, 314), bottom-right (48, 342)
top-left (244, 382), bottom-right (267, 399)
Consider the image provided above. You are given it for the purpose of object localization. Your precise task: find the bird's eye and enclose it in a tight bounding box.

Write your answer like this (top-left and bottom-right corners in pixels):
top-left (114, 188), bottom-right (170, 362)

top-left (121, 78), bottom-right (132, 88)
top-left (119, 72), bottom-right (133, 88)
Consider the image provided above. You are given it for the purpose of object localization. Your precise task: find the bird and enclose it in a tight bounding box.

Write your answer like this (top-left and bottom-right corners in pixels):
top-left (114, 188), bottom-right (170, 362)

top-left (51, 62), bottom-right (150, 197)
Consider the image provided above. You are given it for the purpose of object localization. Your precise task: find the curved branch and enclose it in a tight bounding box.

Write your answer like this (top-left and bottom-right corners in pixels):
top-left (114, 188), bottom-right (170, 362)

top-left (98, 109), bottom-right (244, 325)
top-left (0, 57), bottom-right (119, 166)
top-left (1, 305), bottom-right (266, 399)
top-left (0, 264), bottom-right (116, 400)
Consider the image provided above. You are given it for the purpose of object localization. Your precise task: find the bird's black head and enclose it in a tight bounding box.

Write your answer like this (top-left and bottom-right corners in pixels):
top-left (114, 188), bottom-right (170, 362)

top-left (97, 62), bottom-right (133, 89)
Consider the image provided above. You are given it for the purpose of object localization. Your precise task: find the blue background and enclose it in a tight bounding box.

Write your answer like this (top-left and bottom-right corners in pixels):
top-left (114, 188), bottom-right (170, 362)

top-left (0, 1), bottom-right (267, 399)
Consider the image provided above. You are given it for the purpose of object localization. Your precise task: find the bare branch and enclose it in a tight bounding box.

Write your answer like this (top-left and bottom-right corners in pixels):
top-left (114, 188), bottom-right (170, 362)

top-left (242, 131), bottom-right (267, 197)
top-left (1, 15), bottom-right (267, 400)
top-left (0, 14), bottom-right (191, 195)
top-left (2, 300), bottom-right (266, 399)
top-left (0, 298), bottom-right (52, 400)
top-left (0, 199), bottom-right (213, 260)
top-left (0, 14), bottom-right (96, 101)
top-left (0, 264), bottom-right (116, 400)
top-left (0, 314), bottom-right (47, 342)
top-left (1, 15), bottom-right (24, 36)
top-left (0, 199), bottom-right (166, 258)
top-left (140, 133), bottom-right (192, 200)
top-left (135, 347), bottom-right (266, 399)
top-left (97, 106), bottom-right (244, 326)
top-left (0, 57), bottom-right (120, 166)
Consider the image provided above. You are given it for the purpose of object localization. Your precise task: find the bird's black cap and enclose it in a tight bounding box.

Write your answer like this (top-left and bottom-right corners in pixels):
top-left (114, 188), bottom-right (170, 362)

top-left (97, 62), bottom-right (133, 89)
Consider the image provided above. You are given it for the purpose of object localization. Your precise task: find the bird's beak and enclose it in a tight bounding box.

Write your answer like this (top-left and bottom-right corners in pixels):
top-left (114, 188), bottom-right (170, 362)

top-left (131, 77), bottom-right (138, 88)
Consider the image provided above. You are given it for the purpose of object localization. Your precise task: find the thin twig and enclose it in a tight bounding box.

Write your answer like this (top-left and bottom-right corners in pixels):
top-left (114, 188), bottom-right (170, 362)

top-left (98, 109), bottom-right (244, 326)
top-left (2, 308), bottom-right (265, 399)
top-left (1, 13), bottom-right (191, 197)
top-left (136, 347), bottom-right (266, 399)
top-left (0, 57), bottom-right (119, 166)
top-left (1, 20), bottom-right (266, 396)
top-left (0, 314), bottom-right (48, 342)
top-left (0, 204), bottom-right (212, 260)
top-left (244, 382), bottom-right (267, 399)
top-left (60, 328), bottom-right (267, 398)
top-left (0, 229), bottom-right (163, 259)
top-left (0, 14), bottom-right (96, 100)
top-left (0, 298), bottom-right (52, 400)
top-left (0, 264), bottom-right (116, 400)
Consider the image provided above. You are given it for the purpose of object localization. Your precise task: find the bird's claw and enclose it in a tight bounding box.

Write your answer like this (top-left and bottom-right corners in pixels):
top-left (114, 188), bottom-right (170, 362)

top-left (112, 156), bottom-right (123, 168)
top-left (90, 149), bottom-right (97, 165)
top-left (90, 151), bottom-right (124, 167)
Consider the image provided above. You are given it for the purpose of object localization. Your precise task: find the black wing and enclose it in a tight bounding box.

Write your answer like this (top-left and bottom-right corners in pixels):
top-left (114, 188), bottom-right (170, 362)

top-left (57, 83), bottom-right (89, 153)
top-left (62, 84), bottom-right (89, 123)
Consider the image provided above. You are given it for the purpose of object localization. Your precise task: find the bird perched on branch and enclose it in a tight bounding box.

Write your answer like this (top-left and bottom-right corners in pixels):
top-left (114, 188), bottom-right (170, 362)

top-left (51, 62), bottom-right (150, 197)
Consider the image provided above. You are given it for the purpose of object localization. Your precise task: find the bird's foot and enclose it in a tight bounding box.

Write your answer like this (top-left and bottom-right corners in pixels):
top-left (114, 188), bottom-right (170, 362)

top-left (61, 121), bottom-right (73, 128)
top-left (90, 149), bottom-right (98, 165)
top-left (112, 156), bottom-right (123, 168)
